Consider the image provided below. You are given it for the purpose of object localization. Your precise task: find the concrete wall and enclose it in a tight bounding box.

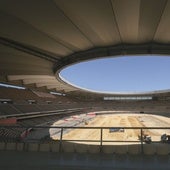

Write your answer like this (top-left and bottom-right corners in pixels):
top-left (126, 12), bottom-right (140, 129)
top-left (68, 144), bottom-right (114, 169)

top-left (1, 141), bottom-right (170, 155)
top-left (0, 150), bottom-right (170, 170)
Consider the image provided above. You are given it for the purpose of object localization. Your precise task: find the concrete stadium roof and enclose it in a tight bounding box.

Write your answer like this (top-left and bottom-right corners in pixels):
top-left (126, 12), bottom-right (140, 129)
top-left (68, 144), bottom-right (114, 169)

top-left (0, 0), bottom-right (170, 96)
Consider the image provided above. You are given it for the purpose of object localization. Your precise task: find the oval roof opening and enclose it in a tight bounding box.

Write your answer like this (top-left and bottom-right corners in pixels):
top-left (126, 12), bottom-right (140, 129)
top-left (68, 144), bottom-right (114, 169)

top-left (59, 56), bottom-right (170, 94)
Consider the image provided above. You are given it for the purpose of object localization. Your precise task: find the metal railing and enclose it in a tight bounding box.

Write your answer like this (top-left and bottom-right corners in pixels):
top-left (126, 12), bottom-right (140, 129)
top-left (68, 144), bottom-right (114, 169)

top-left (0, 126), bottom-right (170, 153)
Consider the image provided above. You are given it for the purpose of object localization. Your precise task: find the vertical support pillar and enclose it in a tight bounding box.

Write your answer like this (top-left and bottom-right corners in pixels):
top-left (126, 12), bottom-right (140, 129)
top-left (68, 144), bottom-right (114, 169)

top-left (140, 128), bottom-right (143, 154)
top-left (59, 128), bottom-right (63, 152)
top-left (100, 128), bottom-right (103, 153)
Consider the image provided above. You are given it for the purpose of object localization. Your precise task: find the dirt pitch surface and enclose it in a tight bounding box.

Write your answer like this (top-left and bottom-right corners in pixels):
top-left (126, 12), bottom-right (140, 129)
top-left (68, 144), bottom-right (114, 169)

top-left (52, 113), bottom-right (170, 145)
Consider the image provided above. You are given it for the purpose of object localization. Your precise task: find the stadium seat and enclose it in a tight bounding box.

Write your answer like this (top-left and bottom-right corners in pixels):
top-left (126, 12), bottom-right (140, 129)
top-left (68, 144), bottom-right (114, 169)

top-left (114, 145), bottom-right (128, 154)
top-left (16, 143), bottom-right (24, 151)
top-left (62, 141), bottom-right (75, 152)
top-left (156, 143), bottom-right (170, 155)
top-left (39, 143), bottom-right (50, 152)
top-left (74, 143), bottom-right (88, 153)
top-left (0, 142), bottom-right (5, 150)
top-left (102, 145), bottom-right (115, 154)
top-left (50, 142), bottom-right (60, 152)
top-left (128, 144), bottom-right (141, 155)
top-left (88, 144), bottom-right (100, 153)
top-left (143, 144), bottom-right (156, 155)
top-left (6, 142), bottom-right (16, 150)
top-left (27, 143), bottom-right (39, 152)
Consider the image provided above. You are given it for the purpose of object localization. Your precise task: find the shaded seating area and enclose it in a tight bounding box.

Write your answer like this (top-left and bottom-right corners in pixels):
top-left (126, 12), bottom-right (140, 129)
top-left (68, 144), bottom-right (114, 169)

top-left (0, 104), bottom-right (21, 115)
top-left (0, 85), bottom-right (80, 116)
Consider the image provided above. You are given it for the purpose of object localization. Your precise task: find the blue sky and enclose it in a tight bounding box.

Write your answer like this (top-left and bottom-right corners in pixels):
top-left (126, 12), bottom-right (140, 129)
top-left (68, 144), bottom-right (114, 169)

top-left (60, 55), bottom-right (170, 93)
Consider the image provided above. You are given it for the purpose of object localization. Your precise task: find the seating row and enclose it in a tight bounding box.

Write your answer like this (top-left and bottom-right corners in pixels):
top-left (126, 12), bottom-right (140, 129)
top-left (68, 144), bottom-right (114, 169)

top-left (0, 141), bottom-right (170, 155)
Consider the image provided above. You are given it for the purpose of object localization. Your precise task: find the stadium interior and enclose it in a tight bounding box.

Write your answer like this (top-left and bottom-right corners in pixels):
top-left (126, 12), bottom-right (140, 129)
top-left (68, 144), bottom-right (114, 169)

top-left (0, 0), bottom-right (170, 170)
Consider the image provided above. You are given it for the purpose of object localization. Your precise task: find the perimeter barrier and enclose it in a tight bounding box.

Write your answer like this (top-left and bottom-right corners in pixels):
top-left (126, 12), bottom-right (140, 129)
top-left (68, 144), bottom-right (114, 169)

top-left (0, 126), bottom-right (170, 154)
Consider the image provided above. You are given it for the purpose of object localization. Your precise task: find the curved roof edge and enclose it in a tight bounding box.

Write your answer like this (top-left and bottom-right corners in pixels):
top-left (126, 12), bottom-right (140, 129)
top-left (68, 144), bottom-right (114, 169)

top-left (54, 43), bottom-right (170, 72)
top-left (54, 43), bottom-right (170, 96)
